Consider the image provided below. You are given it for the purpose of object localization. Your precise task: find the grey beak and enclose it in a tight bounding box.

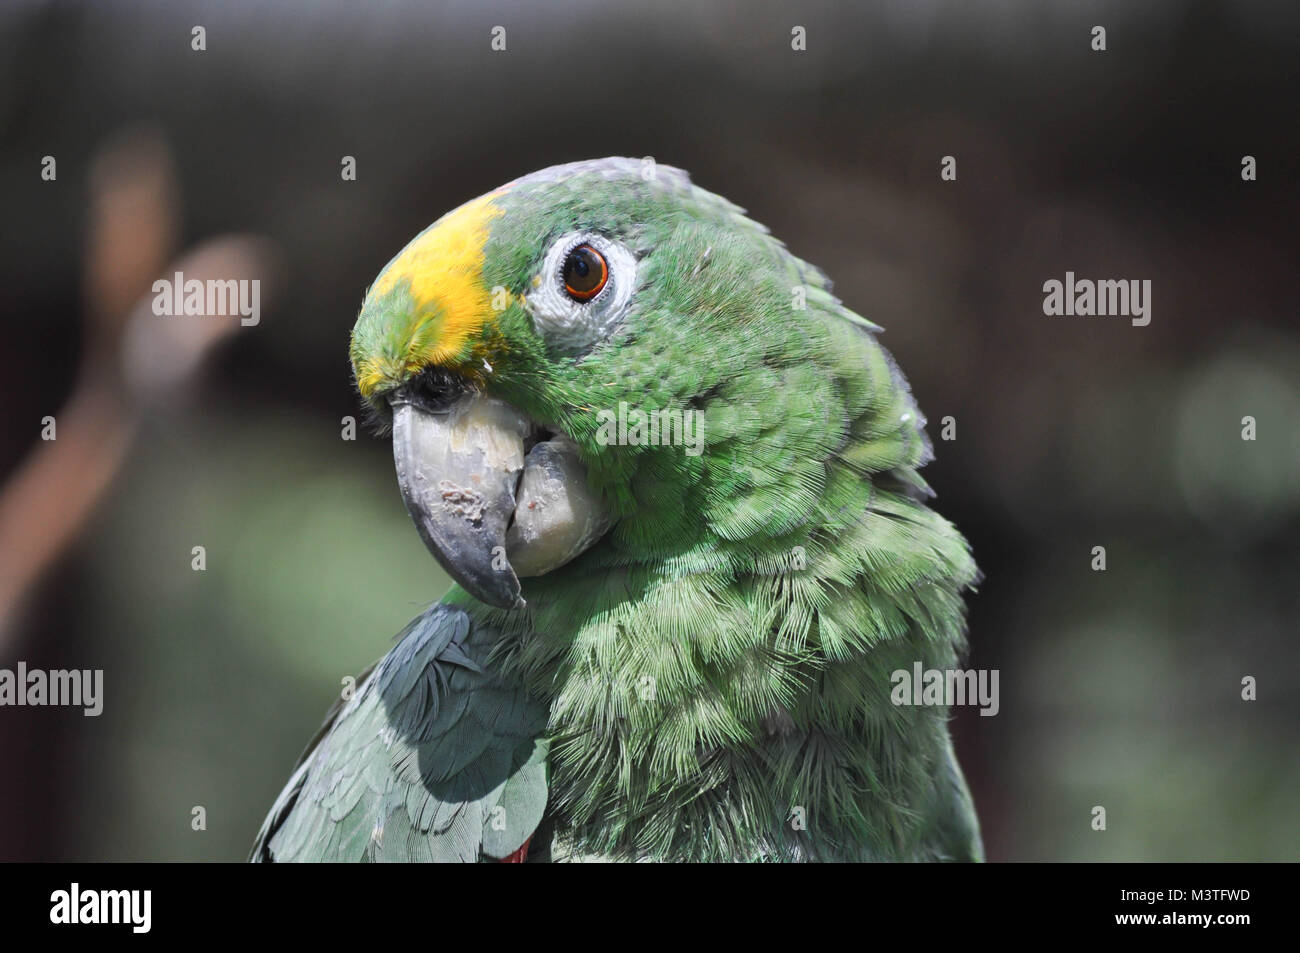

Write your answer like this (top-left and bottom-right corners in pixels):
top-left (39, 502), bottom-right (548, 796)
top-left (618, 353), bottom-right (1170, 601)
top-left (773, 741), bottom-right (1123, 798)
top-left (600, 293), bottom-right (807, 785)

top-left (390, 393), bottom-right (531, 610)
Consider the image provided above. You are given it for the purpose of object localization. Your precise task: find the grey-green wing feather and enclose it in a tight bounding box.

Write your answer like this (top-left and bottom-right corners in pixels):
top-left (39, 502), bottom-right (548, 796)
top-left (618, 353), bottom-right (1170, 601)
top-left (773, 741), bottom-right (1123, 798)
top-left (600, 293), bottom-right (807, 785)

top-left (251, 604), bottom-right (549, 862)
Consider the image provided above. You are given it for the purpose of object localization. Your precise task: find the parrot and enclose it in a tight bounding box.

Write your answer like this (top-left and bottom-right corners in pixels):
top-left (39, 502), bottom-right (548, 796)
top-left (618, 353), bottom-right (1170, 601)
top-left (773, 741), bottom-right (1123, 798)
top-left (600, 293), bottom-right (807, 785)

top-left (251, 157), bottom-right (982, 862)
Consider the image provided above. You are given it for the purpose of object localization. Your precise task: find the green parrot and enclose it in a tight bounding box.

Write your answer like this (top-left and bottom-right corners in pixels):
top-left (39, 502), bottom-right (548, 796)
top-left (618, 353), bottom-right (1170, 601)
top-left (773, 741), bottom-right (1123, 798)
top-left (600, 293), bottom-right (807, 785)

top-left (251, 157), bottom-right (982, 862)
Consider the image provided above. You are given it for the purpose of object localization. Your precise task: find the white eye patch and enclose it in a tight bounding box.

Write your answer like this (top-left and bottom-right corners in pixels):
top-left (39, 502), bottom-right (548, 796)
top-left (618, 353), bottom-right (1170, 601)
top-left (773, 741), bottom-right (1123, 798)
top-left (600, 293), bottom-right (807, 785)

top-left (525, 232), bottom-right (638, 355)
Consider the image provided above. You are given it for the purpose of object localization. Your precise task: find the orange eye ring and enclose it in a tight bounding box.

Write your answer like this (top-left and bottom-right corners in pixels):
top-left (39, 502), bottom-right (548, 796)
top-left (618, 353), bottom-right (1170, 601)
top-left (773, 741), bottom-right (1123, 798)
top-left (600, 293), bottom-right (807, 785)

top-left (562, 243), bottom-right (609, 301)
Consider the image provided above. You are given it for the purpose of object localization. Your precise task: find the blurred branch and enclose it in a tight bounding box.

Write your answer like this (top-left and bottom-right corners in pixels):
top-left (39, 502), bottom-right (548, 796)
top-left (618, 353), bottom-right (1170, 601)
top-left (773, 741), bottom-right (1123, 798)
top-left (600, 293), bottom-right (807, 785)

top-left (0, 126), bottom-right (279, 649)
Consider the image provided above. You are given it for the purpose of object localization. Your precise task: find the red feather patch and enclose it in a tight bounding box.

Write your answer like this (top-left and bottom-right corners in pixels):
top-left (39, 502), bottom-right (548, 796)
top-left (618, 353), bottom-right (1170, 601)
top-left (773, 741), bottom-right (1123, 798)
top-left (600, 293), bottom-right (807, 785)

top-left (498, 835), bottom-right (532, 864)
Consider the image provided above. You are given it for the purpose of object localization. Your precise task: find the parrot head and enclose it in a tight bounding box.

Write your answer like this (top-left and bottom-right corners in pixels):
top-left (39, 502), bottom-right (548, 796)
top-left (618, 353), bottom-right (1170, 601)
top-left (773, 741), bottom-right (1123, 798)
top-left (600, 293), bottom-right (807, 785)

top-left (350, 157), bottom-right (929, 615)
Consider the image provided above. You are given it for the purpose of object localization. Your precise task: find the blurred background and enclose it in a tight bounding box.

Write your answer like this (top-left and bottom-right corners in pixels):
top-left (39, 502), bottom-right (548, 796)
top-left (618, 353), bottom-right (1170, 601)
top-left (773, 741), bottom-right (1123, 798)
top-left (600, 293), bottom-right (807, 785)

top-left (0, 0), bottom-right (1297, 861)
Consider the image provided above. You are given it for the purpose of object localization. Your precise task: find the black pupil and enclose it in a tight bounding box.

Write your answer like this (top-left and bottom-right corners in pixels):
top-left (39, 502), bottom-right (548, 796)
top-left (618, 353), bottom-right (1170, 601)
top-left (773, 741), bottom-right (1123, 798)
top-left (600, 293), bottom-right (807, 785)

top-left (565, 247), bottom-right (601, 294)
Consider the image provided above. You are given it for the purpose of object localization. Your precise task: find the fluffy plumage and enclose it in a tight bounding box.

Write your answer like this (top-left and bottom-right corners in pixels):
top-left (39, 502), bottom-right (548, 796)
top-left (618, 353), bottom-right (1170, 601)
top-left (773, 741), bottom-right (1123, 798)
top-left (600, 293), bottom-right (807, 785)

top-left (253, 158), bottom-right (982, 862)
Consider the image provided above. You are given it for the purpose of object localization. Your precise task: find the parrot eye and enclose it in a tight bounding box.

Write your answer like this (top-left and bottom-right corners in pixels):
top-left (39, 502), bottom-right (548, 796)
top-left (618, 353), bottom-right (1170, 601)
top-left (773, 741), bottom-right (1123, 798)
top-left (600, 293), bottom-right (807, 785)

top-left (561, 244), bottom-right (608, 302)
top-left (528, 231), bottom-right (637, 354)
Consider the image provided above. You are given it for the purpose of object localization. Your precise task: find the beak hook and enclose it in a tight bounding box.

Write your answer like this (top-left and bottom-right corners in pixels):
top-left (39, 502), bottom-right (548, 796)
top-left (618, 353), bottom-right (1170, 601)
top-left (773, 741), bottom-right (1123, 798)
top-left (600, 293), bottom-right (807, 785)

top-left (391, 394), bottom-right (529, 610)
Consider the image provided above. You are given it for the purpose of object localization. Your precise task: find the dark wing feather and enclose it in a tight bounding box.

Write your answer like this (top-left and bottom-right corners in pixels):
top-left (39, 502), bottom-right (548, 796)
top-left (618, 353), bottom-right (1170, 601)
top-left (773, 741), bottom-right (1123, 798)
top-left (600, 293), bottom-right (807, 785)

top-left (251, 604), bottom-right (548, 862)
